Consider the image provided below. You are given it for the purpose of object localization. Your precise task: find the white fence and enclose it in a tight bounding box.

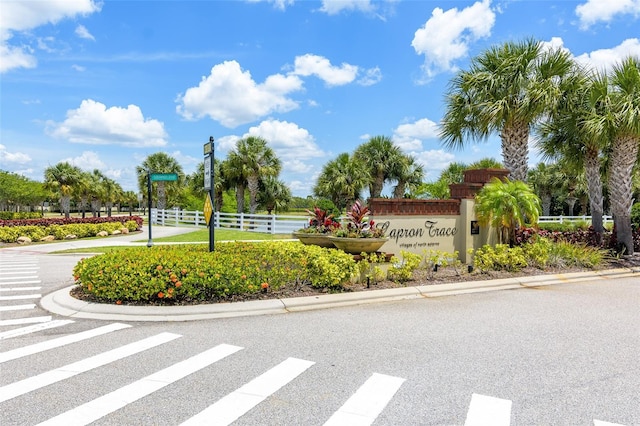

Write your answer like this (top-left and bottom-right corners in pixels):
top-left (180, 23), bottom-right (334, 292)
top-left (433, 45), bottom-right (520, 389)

top-left (151, 208), bottom-right (308, 234)
top-left (538, 215), bottom-right (613, 224)
top-left (150, 209), bottom-right (613, 235)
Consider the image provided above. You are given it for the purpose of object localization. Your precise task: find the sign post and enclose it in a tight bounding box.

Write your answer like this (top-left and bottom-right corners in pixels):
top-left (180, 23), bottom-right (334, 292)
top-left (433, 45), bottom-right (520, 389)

top-left (146, 172), bottom-right (179, 247)
top-left (204, 137), bottom-right (215, 252)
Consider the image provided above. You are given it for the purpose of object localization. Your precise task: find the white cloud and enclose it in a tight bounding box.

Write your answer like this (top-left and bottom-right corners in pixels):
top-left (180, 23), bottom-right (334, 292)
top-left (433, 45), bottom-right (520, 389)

top-left (284, 159), bottom-right (313, 173)
top-left (0, 144), bottom-right (31, 164)
top-left (169, 150), bottom-right (199, 169)
top-left (392, 118), bottom-right (440, 151)
top-left (246, 0), bottom-right (295, 10)
top-left (319, 0), bottom-right (375, 15)
top-left (75, 24), bottom-right (95, 41)
top-left (216, 135), bottom-right (241, 153)
top-left (543, 37), bottom-right (640, 73)
top-left (61, 151), bottom-right (106, 170)
top-left (574, 38), bottom-right (640, 72)
top-left (47, 99), bottom-right (169, 147)
top-left (357, 66), bottom-right (382, 86)
top-left (576, 0), bottom-right (640, 29)
top-left (176, 60), bottom-right (303, 128)
top-left (244, 119), bottom-right (326, 160)
top-left (71, 64), bottom-right (86, 72)
top-left (0, 0), bottom-right (101, 73)
top-left (292, 54), bottom-right (359, 86)
top-left (412, 149), bottom-right (456, 174)
top-left (412, 0), bottom-right (495, 80)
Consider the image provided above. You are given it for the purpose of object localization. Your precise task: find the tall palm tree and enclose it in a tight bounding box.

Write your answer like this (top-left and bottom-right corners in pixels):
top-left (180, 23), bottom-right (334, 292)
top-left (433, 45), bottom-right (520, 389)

top-left (391, 155), bottom-right (424, 198)
top-left (74, 171), bottom-right (92, 218)
top-left (136, 152), bottom-right (184, 210)
top-left (475, 178), bottom-right (541, 245)
top-left (537, 65), bottom-right (607, 239)
top-left (44, 162), bottom-right (82, 218)
top-left (585, 56), bottom-right (640, 254)
top-left (88, 169), bottom-right (106, 217)
top-left (527, 162), bottom-right (565, 216)
top-left (314, 153), bottom-right (370, 212)
top-left (440, 38), bottom-right (573, 181)
top-left (354, 135), bottom-right (404, 199)
top-left (258, 176), bottom-right (292, 214)
top-left (226, 136), bottom-right (281, 214)
top-left (102, 177), bottom-right (122, 217)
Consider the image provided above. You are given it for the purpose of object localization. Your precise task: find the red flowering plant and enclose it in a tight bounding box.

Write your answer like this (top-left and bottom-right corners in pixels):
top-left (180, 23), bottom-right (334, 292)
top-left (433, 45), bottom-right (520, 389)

top-left (297, 206), bottom-right (341, 234)
top-left (333, 200), bottom-right (386, 238)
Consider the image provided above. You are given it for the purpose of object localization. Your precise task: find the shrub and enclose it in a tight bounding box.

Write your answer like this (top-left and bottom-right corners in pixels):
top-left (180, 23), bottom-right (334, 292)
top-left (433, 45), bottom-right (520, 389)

top-left (388, 251), bottom-right (422, 283)
top-left (473, 244), bottom-right (528, 272)
top-left (0, 218), bottom-right (141, 243)
top-left (0, 212), bottom-right (43, 220)
top-left (74, 242), bottom-right (358, 303)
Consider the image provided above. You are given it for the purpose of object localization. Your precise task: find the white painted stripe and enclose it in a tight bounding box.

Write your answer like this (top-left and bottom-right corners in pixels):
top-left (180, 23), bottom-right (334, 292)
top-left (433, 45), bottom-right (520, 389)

top-left (0, 323), bottom-right (131, 364)
top-left (0, 280), bottom-right (42, 285)
top-left (464, 393), bottom-right (512, 426)
top-left (0, 276), bottom-right (39, 281)
top-left (0, 304), bottom-right (35, 312)
top-left (0, 316), bottom-right (51, 327)
top-left (0, 267), bottom-right (39, 271)
top-left (0, 286), bottom-right (41, 292)
top-left (0, 319), bottom-right (74, 340)
top-left (0, 294), bottom-right (41, 301)
top-left (323, 373), bottom-right (405, 426)
top-left (181, 357), bottom-right (315, 426)
top-left (0, 332), bottom-right (181, 403)
top-left (37, 344), bottom-right (243, 426)
top-left (594, 420), bottom-right (626, 426)
top-left (0, 271), bottom-right (38, 275)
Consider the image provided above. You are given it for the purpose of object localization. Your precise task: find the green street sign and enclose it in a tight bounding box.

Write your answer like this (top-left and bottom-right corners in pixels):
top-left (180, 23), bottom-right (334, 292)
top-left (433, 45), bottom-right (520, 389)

top-left (150, 173), bottom-right (178, 182)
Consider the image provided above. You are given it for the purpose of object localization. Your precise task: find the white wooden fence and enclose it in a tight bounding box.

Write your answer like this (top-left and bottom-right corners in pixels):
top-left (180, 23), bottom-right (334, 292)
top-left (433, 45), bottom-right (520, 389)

top-left (151, 208), bottom-right (308, 234)
top-left (150, 209), bottom-right (613, 235)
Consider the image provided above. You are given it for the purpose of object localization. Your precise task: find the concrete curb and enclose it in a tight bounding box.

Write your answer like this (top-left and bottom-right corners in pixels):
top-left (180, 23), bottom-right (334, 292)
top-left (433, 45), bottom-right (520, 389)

top-left (40, 267), bottom-right (640, 322)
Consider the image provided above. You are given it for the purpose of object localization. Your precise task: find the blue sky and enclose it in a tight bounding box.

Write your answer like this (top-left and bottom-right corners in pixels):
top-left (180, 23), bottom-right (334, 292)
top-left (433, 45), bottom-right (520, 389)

top-left (1, 0), bottom-right (639, 197)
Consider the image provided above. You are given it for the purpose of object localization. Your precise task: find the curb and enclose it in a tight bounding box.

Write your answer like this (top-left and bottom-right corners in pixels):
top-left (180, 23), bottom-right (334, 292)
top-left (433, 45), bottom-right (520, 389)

top-left (40, 267), bottom-right (640, 322)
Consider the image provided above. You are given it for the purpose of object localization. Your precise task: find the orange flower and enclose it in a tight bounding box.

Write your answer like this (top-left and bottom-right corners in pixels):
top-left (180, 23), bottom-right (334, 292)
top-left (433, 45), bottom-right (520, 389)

top-left (261, 282), bottom-right (269, 289)
top-left (157, 292), bottom-right (165, 298)
top-left (181, 269), bottom-right (187, 275)
top-left (241, 274), bottom-right (247, 280)
top-left (175, 281), bottom-right (182, 287)
top-left (116, 300), bottom-right (122, 305)
top-left (168, 288), bottom-right (174, 294)
top-left (74, 275), bottom-right (80, 281)
top-left (156, 265), bottom-right (163, 271)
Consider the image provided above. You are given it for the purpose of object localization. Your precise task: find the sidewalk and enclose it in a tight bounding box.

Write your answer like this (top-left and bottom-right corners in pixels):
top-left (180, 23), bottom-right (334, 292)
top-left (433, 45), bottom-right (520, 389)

top-left (4, 226), bottom-right (640, 322)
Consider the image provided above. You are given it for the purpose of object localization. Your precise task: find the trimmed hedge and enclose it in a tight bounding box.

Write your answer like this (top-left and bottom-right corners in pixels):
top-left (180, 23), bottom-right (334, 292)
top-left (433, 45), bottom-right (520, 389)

top-left (0, 212), bottom-right (43, 220)
top-left (0, 220), bottom-right (140, 243)
top-left (0, 215), bottom-right (143, 228)
top-left (73, 242), bottom-right (358, 303)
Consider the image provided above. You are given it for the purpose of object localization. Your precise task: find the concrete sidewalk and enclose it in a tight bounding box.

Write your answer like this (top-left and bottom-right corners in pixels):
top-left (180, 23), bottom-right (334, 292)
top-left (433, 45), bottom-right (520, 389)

top-left (4, 225), bottom-right (640, 322)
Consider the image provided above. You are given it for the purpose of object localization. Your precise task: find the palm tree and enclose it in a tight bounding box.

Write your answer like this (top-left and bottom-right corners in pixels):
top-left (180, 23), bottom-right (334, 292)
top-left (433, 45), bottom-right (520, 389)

top-left (440, 38), bottom-right (573, 181)
top-left (468, 158), bottom-right (503, 169)
top-left (44, 162), bottom-right (82, 218)
top-left (258, 177), bottom-right (292, 214)
top-left (391, 155), bottom-right (424, 198)
top-left (354, 135), bottom-right (404, 199)
top-left (314, 153), bottom-right (370, 212)
top-left (586, 56), bottom-right (640, 254)
top-left (74, 171), bottom-right (92, 218)
top-left (121, 191), bottom-right (138, 215)
top-left (226, 136), bottom-right (281, 214)
top-left (87, 169), bottom-right (106, 217)
top-left (136, 152), bottom-right (184, 210)
top-left (475, 178), bottom-right (541, 245)
top-left (537, 65), bottom-right (607, 239)
top-left (527, 162), bottom-right (565, 216)
top-left (102, 176), bottom-right (122, 217)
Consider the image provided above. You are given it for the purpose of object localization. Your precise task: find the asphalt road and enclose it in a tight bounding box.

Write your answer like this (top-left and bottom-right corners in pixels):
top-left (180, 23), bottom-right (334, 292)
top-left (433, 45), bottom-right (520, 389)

top-left (0, 242), bottom-right (638, 425)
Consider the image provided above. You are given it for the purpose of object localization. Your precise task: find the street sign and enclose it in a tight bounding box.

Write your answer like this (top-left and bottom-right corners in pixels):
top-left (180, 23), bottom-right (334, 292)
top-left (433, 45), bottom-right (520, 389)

top-left (150, 173), bottom-right (178, 182)
top-left (204, 193), bottom-right (213, 225)
top-left (204, 158), bottom-right (211, 190)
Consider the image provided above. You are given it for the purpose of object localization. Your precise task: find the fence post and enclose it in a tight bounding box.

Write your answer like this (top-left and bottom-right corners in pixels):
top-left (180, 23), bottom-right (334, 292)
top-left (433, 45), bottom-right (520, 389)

top-left (271, 214), bottom-right (276, 234)
top-left (175, 207), bottom-right (179, 226)
top-left (240, 213), bottom-right (244, 231)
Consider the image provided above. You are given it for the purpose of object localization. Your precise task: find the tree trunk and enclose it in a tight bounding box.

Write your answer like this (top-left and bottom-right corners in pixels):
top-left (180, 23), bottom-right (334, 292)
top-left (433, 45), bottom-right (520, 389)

top-left (541, 193), bottom-right (551, 216)
top-left (236, 184), bottom-right (245, 214)
top-left (369, 173), bottom-right (385, 199)
top-left (584, 146), bottom-right (604, 242)
top-left (247, 174), bottom-right (259, 214)
top-left (157, 182), bottom-right (167, 210)
top-left (214, 188), bottom-right (223, 213)
top-left (392, 183), bottom-right (405, 199)
top-left (608, 135), bottom-right (638, 254)
top-left (500, 123), bottom-right (529, 182)
top-left (61, 196), bottom-right (71, 219)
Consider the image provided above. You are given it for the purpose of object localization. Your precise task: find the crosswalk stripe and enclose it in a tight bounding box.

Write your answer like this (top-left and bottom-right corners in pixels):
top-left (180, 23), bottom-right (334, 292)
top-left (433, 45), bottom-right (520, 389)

top-left (0, 304), bottom-right (36, 312)
top-left (0, 275), bottom-right (39, 281)
top-left (0, 286), bottom-right (41, 292)
top-left (464, 393), bottom-right (512, 426)
top-left (594, 420), bottom-right (626, 426)
top-left (0, 280), bottom-right (42, 285)
top-left (0, 332), bottom-right (181, 403)
top-left (0, 316), bottom-right (52, 327)
top-left (0, 323), bottom-right (131, 364)
top-left (0, 319), bottom-right (74, 340)
top-left (0, 294), bottom-right (41, 301)
top-left (36, 343), bottom-right (244, 426)
top-left (181, 357), bottom-right (315, 426)
top-left (0, 267), bottom-right (39, 271)
top-left (0, 271), bottom-right (38, 275)
top-left (323, 373), bottom-right (405, 426)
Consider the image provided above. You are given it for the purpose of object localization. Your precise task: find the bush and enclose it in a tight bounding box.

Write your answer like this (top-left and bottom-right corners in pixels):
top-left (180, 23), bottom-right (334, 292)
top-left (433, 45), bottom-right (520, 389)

top-left (0, 212), bottom-right (43, 220)
top-left (473, 244), bottom-right (528, 272)
top-left (74, 242), bottom-right (358, 303)
top-left (0, 215), bottom-right (143, 229)
top-left (0, 219), bottom-right (140, 243)
top-left (631, 203), bottom-right (640, 229)
top-left (388, 251), bottom-right (421, 283)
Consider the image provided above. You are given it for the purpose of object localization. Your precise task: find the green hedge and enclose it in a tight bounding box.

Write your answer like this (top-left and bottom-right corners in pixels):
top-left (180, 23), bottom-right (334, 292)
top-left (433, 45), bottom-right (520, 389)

top-left (0, 220), bottom-right (139, 243)
top-left (74, 242), bottom-right (358, 303)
